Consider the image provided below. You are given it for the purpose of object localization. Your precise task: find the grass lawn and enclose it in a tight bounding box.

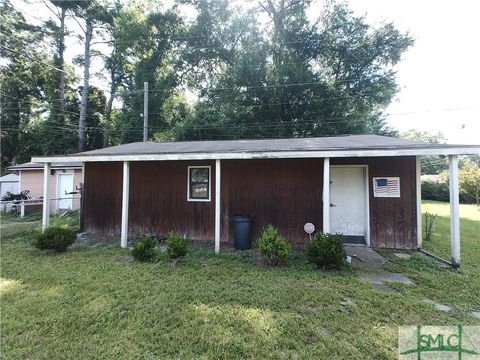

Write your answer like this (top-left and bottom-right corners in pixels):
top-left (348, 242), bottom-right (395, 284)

top-left (1, 201), bottom-right (479, 359)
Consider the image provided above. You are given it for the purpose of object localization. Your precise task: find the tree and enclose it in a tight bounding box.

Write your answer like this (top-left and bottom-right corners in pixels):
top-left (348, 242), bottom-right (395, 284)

top-left (400, 130), bottom-right (448, 175)
top-left (176, 0), bottom-right (412, 140)
top-left (72, 0), bottom-right (112, 151)
top-left (112, 2), bottom-right (185, 143)
top-left (460, 163), bottom-right (480, 207)
top-left (0, 1), bottom-right (49, 170)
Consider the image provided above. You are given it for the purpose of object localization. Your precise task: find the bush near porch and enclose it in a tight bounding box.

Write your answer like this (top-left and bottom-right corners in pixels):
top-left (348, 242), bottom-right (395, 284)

top-left (1, 201), bottom-right (479, 359)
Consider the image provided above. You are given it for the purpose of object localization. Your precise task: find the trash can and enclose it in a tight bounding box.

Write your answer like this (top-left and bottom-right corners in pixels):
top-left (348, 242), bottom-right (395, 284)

top-left (232, 215), bottom-right (252, 250)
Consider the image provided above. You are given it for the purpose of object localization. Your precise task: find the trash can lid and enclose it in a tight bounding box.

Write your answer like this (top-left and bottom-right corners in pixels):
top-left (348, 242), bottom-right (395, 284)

top-left (232, 215), bottom-right (252, 222)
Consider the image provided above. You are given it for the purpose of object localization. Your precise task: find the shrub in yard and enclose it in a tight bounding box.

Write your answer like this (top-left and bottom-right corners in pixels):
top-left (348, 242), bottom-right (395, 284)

top-left (255, 225), bottom-right (291, 266)
top-left (423, 212), bottom-right (438, 241)
top-left (132, 236), bottom-right (158, 262)
top-left (166, 232), bottom-right (188, 259)
top-left (34, 227), bottom-right (76, 252)
top-left (306, 233), bottom-right (346, 269)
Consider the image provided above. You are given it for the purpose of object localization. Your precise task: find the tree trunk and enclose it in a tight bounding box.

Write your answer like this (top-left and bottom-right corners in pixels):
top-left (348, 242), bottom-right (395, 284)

top-left (103, 67), bottom-right (115, 148)
top-left (59, 7), bottom-right (66, 115)
top-left (78, 21), bottom-right (93, 152)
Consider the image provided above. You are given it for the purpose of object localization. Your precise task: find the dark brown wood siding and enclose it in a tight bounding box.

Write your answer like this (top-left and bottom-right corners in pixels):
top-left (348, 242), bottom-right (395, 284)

top-left (84, 161), bottom-right (215, 239)
top-left (128, 161), bottom-right (215, 239)
top-left (331, 156), bottom-right (417, 249)
top-left (84, 162), bottom-right (123, 235)
top-left (220, 159), bottom-right (324, 244)
top-left (83, 156), bottom-right (417, 249)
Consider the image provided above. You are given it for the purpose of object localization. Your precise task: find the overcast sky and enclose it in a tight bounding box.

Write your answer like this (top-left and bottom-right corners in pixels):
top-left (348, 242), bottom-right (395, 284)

top-left (345, 0), bottom-right (480, 145)
top-left (13, 0), bottom-right (480, 145)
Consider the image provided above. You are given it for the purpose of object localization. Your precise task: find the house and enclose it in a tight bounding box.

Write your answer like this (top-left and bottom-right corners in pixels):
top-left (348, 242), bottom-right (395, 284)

top-left (32, 135), bottom-right (480, 266)
top-left (7, 162), bottom-right (83, 213)
top-left (0, 173), bottom-right (19, 198)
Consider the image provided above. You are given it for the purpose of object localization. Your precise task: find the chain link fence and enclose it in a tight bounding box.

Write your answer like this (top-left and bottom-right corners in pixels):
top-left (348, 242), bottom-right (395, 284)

top-left (0, 196), bottom-right (81, 229)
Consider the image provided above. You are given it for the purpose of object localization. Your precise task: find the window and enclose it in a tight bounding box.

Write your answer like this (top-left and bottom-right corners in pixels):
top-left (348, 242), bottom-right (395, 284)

top-left (187, 166), bottom-right (211, 201)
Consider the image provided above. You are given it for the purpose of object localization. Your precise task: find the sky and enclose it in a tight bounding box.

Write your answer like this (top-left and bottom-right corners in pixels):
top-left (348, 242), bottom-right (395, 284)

top-left (344, 0), bottom-right (480, 145)
top-left (11, 0), bottom-right (480, 145)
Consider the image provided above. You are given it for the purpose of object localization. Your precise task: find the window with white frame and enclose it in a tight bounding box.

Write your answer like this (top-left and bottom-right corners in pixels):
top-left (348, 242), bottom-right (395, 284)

top-left (187, 166), bottom-right (211, 201)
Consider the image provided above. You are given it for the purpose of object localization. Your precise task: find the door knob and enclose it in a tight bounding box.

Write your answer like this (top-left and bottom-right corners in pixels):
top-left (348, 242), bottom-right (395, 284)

top-left (330, 203), bottom-right (336, 207)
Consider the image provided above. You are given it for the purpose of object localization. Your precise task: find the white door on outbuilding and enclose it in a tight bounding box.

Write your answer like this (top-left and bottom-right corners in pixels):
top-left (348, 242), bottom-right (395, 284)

top-left (57, 173), bottom-right (74, 211)
top-left (329, 166), bottom-right (368, 244)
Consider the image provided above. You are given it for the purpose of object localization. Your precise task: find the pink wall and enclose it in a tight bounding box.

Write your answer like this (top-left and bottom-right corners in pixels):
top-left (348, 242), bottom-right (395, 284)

top-left (19, 168), bottom-right (83, 212)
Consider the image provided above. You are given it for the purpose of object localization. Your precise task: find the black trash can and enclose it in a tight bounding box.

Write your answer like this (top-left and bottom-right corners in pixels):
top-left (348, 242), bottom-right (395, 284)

top-left (232, 215), bottom-right (252, 250)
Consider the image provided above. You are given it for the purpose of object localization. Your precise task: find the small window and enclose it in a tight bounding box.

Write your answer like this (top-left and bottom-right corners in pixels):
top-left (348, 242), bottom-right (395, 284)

top-left (187, 166), bottom-right (211, 201)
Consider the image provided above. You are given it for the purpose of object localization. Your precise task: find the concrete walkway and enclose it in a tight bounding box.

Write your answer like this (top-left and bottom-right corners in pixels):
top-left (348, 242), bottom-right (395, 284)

top-left (345, 245), bottom-right (415, 294)
top-left (346, 246), bottom-right (462, 315)
top-left (344, 245), bottom-right (386, 269)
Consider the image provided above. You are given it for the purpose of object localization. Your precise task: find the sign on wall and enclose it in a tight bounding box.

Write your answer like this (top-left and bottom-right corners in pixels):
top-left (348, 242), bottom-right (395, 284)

top-left (373, 177), bottom-right (400, 198)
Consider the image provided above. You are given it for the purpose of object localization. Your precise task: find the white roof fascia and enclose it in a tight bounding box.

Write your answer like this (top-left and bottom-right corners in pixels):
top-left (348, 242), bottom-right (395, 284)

top-left (32, 147), bottom-right (480, 163)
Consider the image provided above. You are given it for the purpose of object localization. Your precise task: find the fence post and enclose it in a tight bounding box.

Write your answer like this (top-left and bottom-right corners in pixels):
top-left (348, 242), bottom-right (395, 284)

top-left (42, 162), bottom-right (51, 231)
top-left (20, 201), bottom-right (25, 218)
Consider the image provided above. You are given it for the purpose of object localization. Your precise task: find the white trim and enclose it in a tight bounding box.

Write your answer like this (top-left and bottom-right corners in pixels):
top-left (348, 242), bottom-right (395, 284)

top-left (31, 147), bottom-right (480, 163)
top-left (121, 161), bottom-right (130, 248)
top-left (13, 166), bottom-right (82, 171)
top-left (42, 163), bottom-right (51, 231)
top-left (322, 158), bottom-right (330, 233)
top-left (215, 160), bottom-right (221, 253)
top-left (18, 171), bottom-right (22, 193)
top-left (187, 165), bottom-right (211, 202)
top-left (365, 165), bottom-right (371, 246)
top-left (416, 156), bottom-right (422, 248)
top-left (448, 155), bottom-right (460, 267)
top-left (330, 165), bottom-right (370, 245)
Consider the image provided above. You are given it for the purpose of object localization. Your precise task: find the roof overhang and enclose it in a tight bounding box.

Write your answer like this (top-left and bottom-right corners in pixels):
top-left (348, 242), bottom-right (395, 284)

top-left (8, 165), bottom-right (83, 170)
top-left (32, 146), bottom-right (480, 163)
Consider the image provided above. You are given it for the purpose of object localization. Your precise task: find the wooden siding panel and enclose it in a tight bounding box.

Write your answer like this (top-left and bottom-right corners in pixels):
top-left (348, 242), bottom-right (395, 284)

top-left (83, 156), bottom-right (417, 249)
top-left (128, 161), bottom-right (215, 239)
top-left (384, 158), bottom-right (396, 248)
top-left (220, 159), bottom-right (324, 244)
top-left (84, 162), bottom-right (123, 235)
top-left (331, 156), bottom-right (417, 249)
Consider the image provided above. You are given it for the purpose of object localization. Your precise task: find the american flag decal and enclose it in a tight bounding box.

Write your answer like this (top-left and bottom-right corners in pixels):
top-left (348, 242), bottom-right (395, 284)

top-left (373, 177), bottom-right (400, 198)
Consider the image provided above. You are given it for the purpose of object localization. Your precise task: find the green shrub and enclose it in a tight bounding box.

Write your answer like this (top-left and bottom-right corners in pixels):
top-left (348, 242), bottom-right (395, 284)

top-left (166, 232), bottom-right (188, 259)
top-left (422, 180), bottom-right (474, 204)
top-left (255, 225), bottom-right (291, 266)
top-left (306, 233), bottom-right (346, 269)
top-left (34, 227), bottom-right (76, 252)
top-left (132, 236), bottom-right (158, 262)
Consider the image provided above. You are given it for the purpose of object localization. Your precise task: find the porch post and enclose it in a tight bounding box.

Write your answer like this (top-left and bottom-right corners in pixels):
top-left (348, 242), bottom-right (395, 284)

top-left (448, 155), bottom-right (460, 267)
top-left (416, 156), bottom-right (422, 247)
top-left (323, 157), bottom-right (330, 233)
top-left (121, 161), bottom-right (130, 248)
top-left (215, 159), bottom-right (221, 253)
top-left (42, 162), bottom-right (51, 231)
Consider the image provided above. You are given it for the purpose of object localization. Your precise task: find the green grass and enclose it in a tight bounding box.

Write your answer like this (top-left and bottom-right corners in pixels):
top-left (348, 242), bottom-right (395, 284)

top-left (382, 200), bottom-right (480, 320)
top-left (1, 201), bottom-right (479, 359)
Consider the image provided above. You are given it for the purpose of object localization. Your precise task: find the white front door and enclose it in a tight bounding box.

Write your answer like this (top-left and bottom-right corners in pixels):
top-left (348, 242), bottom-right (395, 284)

top-left (57, 173), bottom-right (74, 211)
top-left (329, 167), bottom-right (368, 243)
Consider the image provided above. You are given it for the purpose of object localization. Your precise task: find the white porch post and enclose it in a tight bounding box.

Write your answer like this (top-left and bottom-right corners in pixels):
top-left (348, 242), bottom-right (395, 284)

top-left (416, 156), bottom-right (422, 247)
top-left (121, 161), bottom-right (130, 248)
top-left (42, 162), bottom-right (51, 231)
top-left (448, 155), bottom-right (460, 267)
top-left (323, 157), bottom-right (330, 233)
top-left (215, 159), bottom-right (221, 253)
